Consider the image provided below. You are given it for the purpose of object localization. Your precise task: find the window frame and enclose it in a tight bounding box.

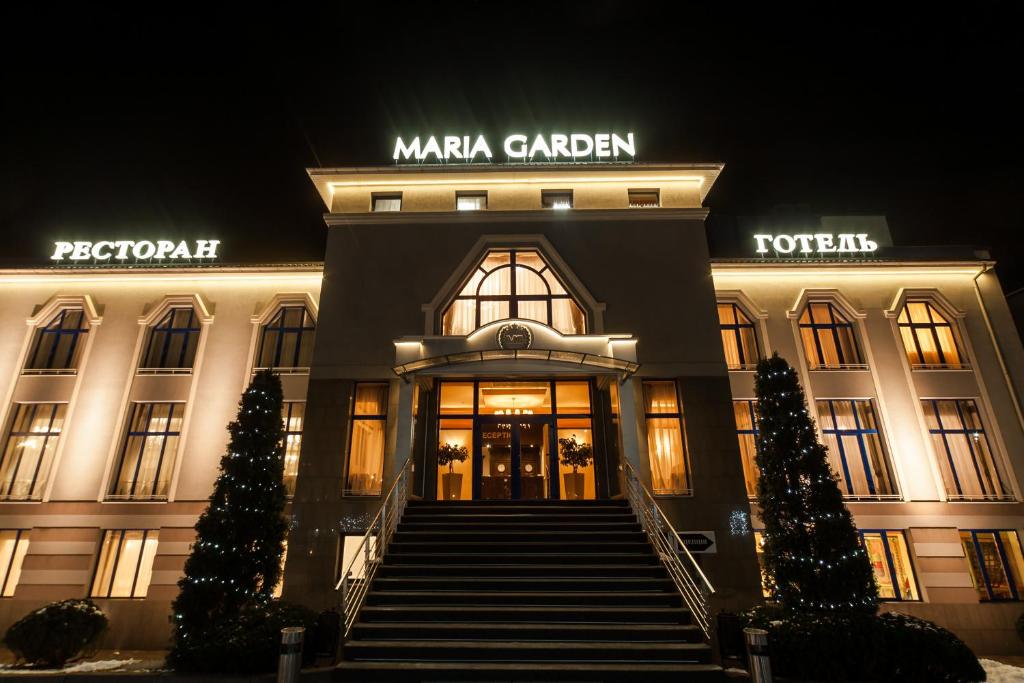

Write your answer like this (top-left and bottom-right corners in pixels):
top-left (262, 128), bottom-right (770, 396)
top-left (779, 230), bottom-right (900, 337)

top-left (897, 300), bottom-right (968, 370)
top-left (798, 301), bottom-right (866, 370)
top-left (255, 305), bottom-right (317, 372)
top-left (718, 302), bottom-right (761, 370)
top-left (139, 307), bottom-right (202, 373)
top-left (858, 529), bottom-right (921, 602)
top-left (371, 192), bottom-right (402, 212)
top-left (541, 190), bottom-right (573, 209)
top-left (0, 529), bottom-right (29, 597)
top-left (960, 529), bottom-right (1024, 602)
top-left (281, 401), bottom-right (305, 498)
top-left (628, 188), bottom-right (660, 208)
top-left (642, 379), bottom-right (692, 497)
top-left (456, 192), bottom-right (487, 211)
top-left (24, 308), bottom-right (89, 374)
top-left (816, 399), bottom-right (898, 499)
top-left (90, 529), bottom-right (159, 599)
top-left (0, 402), bottom-right (67, 501)
top-left (733, 399), bottom-right (760, 499)
top-left (923, 398), bottom-right (1010, 501)
top-left (107, 402), bottom-right (184, 501)
top-left (344, 382), bottom-right (390, 497)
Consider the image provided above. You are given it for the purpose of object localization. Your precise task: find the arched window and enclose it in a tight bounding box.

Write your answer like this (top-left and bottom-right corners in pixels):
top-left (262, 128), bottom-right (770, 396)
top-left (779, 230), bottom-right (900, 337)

top-left (798, 302), bottom-right (863, 369)
top-left (25, 309), bottom-right (89, 372)
top-left (256, 306), bottom-right (316, 370)
top-left (140, 308), bottom-right (202, 370)
top-left (897, 301), bottom-right (964, 368)
top-left (718, 303), bottom-right (760, 370)
top-left (441, 248), bottom-right (586, 335)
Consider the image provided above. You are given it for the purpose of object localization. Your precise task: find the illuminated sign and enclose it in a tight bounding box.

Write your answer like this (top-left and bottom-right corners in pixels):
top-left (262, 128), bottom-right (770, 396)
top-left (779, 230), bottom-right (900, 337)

top-left (51, 239), bottom-right (220, 262)
top-left (753, 233), bottom-right (878, 255)
top-left (393, 133), bottom-right (636, 163)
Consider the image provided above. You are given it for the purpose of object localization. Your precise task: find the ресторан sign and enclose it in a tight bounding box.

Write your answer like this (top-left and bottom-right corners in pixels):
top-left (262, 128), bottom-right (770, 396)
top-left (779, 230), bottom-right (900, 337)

top-left (51, 240), bottom-right (220, 262)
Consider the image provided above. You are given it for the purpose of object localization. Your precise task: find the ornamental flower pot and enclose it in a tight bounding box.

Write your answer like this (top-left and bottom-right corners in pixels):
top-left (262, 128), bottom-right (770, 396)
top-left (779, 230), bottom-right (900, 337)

top-left (562, 472), bottom-right (585, 500)
top-left (442, 472), bottom-right (463, 500)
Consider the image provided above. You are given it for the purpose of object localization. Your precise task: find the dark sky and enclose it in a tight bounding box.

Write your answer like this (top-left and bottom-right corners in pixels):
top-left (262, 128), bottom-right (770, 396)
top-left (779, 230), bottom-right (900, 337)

top-left (3, 4), bottom-right (1022, 286)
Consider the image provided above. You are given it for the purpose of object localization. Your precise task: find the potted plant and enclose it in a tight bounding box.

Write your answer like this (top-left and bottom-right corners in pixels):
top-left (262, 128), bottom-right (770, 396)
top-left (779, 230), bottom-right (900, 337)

top-left (437, 442), bottom-right (469, 500)
top-left (558, 435), bottom-right (592, 500)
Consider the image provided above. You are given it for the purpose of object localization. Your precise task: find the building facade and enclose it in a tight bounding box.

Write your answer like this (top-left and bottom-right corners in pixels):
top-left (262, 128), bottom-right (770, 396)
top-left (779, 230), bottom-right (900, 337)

top-left (1, 161), bottom-right (1023, 654)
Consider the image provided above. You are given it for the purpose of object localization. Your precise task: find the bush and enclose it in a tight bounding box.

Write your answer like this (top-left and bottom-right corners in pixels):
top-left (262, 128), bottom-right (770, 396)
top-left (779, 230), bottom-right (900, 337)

top-left (739, 607), bottom-right (985, 682)
top-left (3, 599), bottom-right (108, 668)
top-left (169, 601), bottom-right (318, 674)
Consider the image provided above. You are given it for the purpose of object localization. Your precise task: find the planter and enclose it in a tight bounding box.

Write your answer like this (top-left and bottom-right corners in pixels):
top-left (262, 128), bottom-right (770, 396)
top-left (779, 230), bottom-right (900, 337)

top-left (562, 472), bottom-right (585, 500)
top-left (442, 472), bottom-right (463, 500)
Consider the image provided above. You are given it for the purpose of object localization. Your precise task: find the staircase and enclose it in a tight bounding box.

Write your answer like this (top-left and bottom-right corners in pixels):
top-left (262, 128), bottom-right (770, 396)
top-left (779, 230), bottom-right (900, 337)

top-left (336, 499), bottom-right (723, 681)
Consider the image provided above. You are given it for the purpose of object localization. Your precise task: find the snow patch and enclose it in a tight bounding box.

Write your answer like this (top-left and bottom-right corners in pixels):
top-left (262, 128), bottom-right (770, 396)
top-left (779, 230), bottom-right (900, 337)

top-left (0, 659), bottom-right (139, 675)
top-left (982, 658), bottom-right (1024, 683)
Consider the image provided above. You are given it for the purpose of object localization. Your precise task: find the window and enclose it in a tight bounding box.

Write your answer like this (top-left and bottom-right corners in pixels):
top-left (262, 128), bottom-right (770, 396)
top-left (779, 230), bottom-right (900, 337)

top-left (109, 403), bottom-right (183, 500)
top-left (140, 307), bottom-right (201, 371)
top-left (441, 248), bottom-right (586, 335)
top-left (25, 309), bottom-right (89, 372)
top-left (897, 301), bottom-right (965, 369)
top-left (256, 306), bottom-right (316, 370)
top-left (372, 193), bottom-right (402, 212)
top-left (643, 381), bottom-right (690, 495)
top-left (345, 383), bottom-right (389, 496)
top-left (0, 403), bottom-right (66, 501)
top-left (961, 530), bottom-right (1024, 601)
top-left (733, 400), bottom-right (759, 497)
top-left (628, 189), bottom-right (659, 208)
top-left (798, 302), bottom-right (863, 369)
top-left (817, 400), bottom-right (896, 498)
top-left (0, 530), bottom-right (29, 597)
top-left (752, 531), bottom-right (769, 597)
top-left (542, 190), bottom-right (573, 209)
top-left (282, 402), bottom-right (304, 497)
top-left (923, 399), bottom-right (1009, 500)
top-left (272, 539), bottom-right (288, 599)
top-left (860, 530), bottom-right (919, 601)
top-left (456, 192), bottom-right (487, 210)
top-left (91, 530), bottom-right (158, 598)
top-left (718, 303), bottom-right (760, 370)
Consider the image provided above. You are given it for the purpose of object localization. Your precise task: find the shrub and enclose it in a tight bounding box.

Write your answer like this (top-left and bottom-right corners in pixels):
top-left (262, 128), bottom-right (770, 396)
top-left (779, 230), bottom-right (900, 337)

top-left (739, 607), bottom-right (985, 682)
top-left (169, 601), bottom-right (318, 674)
top-left (3, 599), bottom-right (108, 668)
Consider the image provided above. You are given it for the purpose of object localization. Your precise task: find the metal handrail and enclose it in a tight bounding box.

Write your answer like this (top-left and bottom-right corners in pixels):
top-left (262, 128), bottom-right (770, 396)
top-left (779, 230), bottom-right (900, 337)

top-left (334, 455), bottom-right (413, 637)
top-left (622, 459), bottom-right (715, 637)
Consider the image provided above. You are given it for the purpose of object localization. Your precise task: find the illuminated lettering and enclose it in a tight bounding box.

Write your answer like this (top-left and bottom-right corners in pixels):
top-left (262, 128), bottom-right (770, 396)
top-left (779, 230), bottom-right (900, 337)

top-left (50, 240), bottom-right (221, 262)
top-left (754, 233), bottom-right (880, 256)
top-left (394, 133), bottom-right (636, 162)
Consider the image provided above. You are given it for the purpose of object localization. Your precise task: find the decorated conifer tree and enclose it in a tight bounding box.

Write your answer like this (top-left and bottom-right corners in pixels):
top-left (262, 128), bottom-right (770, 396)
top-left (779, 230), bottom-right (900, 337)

top-left (169, 370), bottom-right (288, 663)
top-left (754, 353), bottom-right (878, 615)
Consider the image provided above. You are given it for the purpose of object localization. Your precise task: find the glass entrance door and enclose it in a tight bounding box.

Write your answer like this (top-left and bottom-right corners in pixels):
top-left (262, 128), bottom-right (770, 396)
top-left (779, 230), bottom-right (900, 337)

top-left (476, 418), bottom-right (551, 500)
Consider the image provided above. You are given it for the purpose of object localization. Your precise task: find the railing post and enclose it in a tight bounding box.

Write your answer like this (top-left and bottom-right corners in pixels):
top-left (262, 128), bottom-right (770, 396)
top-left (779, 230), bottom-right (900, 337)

top-left (745, 628), bottom-right (772, 682)
top-left (277, 626), bottom-right (304, 683)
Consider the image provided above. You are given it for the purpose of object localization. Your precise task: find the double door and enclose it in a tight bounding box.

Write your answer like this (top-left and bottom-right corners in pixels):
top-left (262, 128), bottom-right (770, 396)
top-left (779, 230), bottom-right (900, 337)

top-left (474, 417), bottom-right (553, 500)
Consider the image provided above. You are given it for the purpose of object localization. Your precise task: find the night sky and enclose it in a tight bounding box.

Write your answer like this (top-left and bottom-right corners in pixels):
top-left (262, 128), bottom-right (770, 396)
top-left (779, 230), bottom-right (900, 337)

top-left (3, 4), bottom-right (1022, 287)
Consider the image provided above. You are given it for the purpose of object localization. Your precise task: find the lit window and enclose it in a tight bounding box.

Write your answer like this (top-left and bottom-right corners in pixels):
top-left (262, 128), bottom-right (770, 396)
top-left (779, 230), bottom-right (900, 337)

top-left (628, 189), bottom-right (659, 208)
top-left (718, 303), bottom-right (760, 370)
top-left (0, 530), bottom-right (29, 597)
top-left (91, 530), bottom-right (159, 598)
top-left (0, 403), bottom-right (66, 501)
top-left (456, 193), bottom-right (487, 211)
top-left (140, 308), bottom-right (201, 371)
top-left (372, 194), bottom-right (402, 212)
top-left (798, 302), bottom-right (863, 369)
top-left (272, 540), bottom-right (288, 599)
top-left (25, 309), bottom-right (89, 372)
top-left (109, 403), bottom-right (183, 500)
top-left (923, 399), bottom-right (1008, 500)
top-left (961, 530), bottom-right (1024, 601)
top-left (752, 531), bottom-right (769, 597)
top-left (441, 248), bottom-right (586, 336)
top-left (642, 381), bottom-right (690, 495)
top-left (860, 530), bottom-right (919, 601)
top-left (256, 306), bottom-right (316, 370)
top-left (817, 400), bottom-right (896, 498)
top-left (338, 534), bottom-right (377, 583)
top-left (733, 400), bottom-right (759, 497)
top-left (345, 383), bottom-right (389, 496)
top-left (897, 301), bottom-right (965, 369)
top-left (282, 402), bottom-right (304, 497)
top-left (542, 190), bottom-right (573, 209)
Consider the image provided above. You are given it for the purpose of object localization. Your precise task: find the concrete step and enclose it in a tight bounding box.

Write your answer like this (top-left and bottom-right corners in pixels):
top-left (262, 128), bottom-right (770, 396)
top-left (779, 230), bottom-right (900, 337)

top-left (376, 563), bottom-right (669, 578)
top-left (372, 576), bottom-right (676, 592)
top-left (388, 541), bottom-right (652, 554)
top-left (350, 621), bottom-right (705, 643)
top-left (343, 639), bottom-right (713, 663)
top-left (364, 590), bottom-right (683, 607)
top-left (357, 605), bottom-right (693, 624)
top-left (384, 552), bottom-right (659, 565)
top-left (334, 660), bottom-right (725, 682)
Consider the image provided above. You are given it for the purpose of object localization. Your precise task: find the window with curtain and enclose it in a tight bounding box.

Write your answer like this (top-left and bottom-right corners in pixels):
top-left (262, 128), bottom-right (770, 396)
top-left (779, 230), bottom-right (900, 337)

top-left (24, 309), bottom-right (89, 372)
top-left (345, 383), bottom-right (389, 496)
top-left (456, 193), bottom-right (487, 210)
top-left (272, 539), bottom-right (288, 599)
top-left (91, 530), bottom-right (159, 598)
top-left (441, 248), bottom-right (586, 336)
top-left (718, 303), bottom-right (760, 370)
top-left (140, 307), bottom-right (202, 370)
top-left (733, 400), bottom-right (759, 497)
top-left (0, 403), bottom-right (66, 501)
top-left (643, 380), bottom-right (690, 495)
top-left (0, 530), bottom-right (29, 597)
top-left (859, 530), bottom-right (919, 600)
top-left (923, 399), bottom-right (1009, 500)
top-left (256, 306), bottom-right (316, 370)
top-left (897, 301), bottom-right (965, 369)
top-left (372, 194), bottom-right (402, 212)
top-left (960, 530), bottom-right (1024, 601)
top-left (798, 302), bottom-right (863, 369)
top-left (282, 402), bottom-right (304, 497)
top-left (816, 399), bottom-right (896, 498)
top-left (752, 531), bottom-right (770, 597)
top-left (108, 403), bottom-right (183, 500)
